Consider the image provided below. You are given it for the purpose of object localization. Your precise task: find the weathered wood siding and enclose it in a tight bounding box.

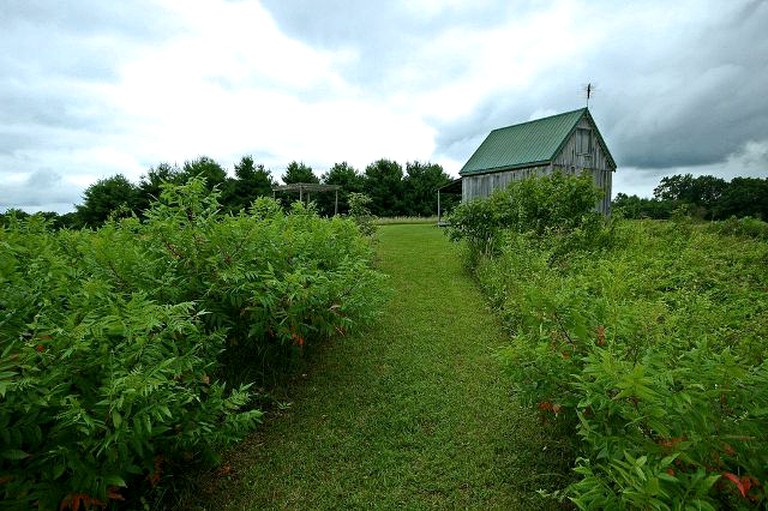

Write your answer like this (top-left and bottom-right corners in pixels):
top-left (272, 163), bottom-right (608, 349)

top-left (552, 116), bottom-right (613, 173)
top-left (550, 116), bottom-right (615, 214)
top-left (461, 165), bottom-right (551, 202)
top-left (462, 115), bottom-right (615, 214)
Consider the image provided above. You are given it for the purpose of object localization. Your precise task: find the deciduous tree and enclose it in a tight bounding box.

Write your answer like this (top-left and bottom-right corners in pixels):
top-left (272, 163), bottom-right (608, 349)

top-left (76, 174), bottom-right (139, 227)
top-left (363, 159), bottom-right (405, 217)
top-left (222, 156), bottom-right (275, 212)
top-left (402, 161), bottom-right (455, 217)
top-left (318, 161), bottom-right (364, 215)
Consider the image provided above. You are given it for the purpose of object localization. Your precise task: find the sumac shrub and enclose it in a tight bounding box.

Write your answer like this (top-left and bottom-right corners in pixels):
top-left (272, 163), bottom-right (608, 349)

top-left (446, 170), bottom-right (610, 265)
top-left (0, 178), bottom-right (386, 509)
top-left (448, 174), bottom-right (768, 508)
top-left (489, 224), bottom-right (768, 508)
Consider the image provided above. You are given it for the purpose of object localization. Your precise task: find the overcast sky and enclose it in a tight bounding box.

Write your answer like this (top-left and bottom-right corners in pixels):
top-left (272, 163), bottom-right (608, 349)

top-left (2, 0), bottom-right (767, 213)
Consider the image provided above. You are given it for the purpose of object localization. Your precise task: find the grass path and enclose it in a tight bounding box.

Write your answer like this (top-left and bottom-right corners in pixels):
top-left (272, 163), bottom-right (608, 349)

top-left (204, 224), bottom-right (560, 510)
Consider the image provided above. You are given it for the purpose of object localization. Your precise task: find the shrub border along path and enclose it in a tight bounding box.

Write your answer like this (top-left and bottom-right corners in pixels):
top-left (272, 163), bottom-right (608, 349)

top-left (200, 224), bottom-right (563, 510)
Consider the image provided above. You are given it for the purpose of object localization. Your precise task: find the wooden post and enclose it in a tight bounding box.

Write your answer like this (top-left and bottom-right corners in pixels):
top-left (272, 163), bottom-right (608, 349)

top-left (299, 185), bottom-right (303, 202)
top-left (437, 189), bottom-right (442, 225)
top-left (334, 189), bottom-right (339, 216)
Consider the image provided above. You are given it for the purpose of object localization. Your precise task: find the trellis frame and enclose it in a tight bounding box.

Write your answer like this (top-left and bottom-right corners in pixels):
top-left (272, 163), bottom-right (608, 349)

top-left (272, 183), bottom-right (341, 215)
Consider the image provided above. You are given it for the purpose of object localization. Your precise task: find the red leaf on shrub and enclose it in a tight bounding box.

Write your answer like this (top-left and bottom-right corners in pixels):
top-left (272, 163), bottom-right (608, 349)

top-left (722, 472), bottom-right (747, 497)
top-left (35, 344), bottom-right (45, 352)
top-left (658, 437), bottom-right (685, 449)
top-left (596, 325), bottom-right (606, 346)
top-left (107, 487), bottom-right (125, 501)
top-left (147, 455), bottom-right (164, 488)
top-left (291, 332), bottom-right (305, 347)
top-left (59, 493), bottom-right (106, 511)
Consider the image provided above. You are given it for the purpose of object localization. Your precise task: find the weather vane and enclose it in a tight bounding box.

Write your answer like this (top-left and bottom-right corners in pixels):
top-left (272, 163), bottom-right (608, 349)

top-left (583, 82), bottom-right (597, 108)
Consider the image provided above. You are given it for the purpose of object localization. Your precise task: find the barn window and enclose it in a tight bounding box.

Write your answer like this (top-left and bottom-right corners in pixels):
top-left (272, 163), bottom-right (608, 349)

top-left (576, 128), bottom-right (593, 155)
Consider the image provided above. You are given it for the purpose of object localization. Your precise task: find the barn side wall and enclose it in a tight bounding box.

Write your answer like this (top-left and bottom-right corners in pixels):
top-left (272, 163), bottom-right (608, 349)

top-left (462, 164), bottom-right (613, 215)
top-left (462, 165), bottom-right (551, 203)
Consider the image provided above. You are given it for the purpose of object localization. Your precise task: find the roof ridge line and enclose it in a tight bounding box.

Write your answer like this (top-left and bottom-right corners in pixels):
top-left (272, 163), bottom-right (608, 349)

top-left (490, 107), bottom-right (587, 133)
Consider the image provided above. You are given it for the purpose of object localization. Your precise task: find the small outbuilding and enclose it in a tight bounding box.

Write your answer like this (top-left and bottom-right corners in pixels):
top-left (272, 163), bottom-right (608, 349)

top-left (459, 108), bottom-right (616, 214)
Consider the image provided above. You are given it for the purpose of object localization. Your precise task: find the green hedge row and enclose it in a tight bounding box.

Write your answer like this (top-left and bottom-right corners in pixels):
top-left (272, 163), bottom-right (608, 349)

top-left (0, 179), bottom-right (387, 509)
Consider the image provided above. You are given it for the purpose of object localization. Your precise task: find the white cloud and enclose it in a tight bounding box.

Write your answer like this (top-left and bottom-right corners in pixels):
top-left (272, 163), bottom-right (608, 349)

top-left (1, 0), bottom-right (767, 212)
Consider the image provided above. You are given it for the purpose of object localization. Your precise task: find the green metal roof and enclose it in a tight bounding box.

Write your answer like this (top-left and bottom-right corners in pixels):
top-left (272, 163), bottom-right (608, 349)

top-left (460, 108), bottom-right (614, 176)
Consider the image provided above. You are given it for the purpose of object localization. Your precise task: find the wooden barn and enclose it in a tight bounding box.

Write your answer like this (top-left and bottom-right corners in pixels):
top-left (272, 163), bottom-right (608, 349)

top-left (458, 108), bottom-right (616, 214)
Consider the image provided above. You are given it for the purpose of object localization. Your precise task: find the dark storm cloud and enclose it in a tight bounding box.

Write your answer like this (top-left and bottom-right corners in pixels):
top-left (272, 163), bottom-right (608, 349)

top-left (434, 1), bottom-right (768, 172)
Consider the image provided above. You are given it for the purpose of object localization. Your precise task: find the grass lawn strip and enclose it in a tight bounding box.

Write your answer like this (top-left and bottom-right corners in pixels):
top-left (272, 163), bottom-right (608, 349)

top-left (204, 224), bottom-right (563, 510)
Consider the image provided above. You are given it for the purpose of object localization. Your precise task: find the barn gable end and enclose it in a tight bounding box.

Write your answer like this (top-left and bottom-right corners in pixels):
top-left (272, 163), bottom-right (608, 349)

top-left (459, 108), bottom-right (616, 214)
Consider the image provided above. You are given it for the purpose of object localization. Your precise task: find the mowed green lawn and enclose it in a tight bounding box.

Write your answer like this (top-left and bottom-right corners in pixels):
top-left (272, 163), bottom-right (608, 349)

top-left (201, 224), bottom-right (562, 510)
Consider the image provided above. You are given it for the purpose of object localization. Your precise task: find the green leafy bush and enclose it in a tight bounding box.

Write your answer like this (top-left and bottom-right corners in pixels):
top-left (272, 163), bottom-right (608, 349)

top-left (448, 174), bottom-right (768, 508)
top-left (480, 223), bottom-right (768, 508)
top-left (709, 216), bottom-right (768, 241)
top-left (446, 171), bottom-right (609, 265)
top-left (0, 179), bottom-right (386, 509)
top-left (348, 192), bottom-right (378, 237)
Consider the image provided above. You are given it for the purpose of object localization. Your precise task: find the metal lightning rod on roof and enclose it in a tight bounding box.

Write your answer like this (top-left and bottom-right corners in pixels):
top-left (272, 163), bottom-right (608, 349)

top-left (583, 82), bottom-right (597, 108)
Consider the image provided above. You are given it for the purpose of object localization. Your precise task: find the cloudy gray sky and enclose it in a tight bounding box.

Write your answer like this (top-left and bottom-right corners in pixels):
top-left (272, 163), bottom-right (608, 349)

top-left (2, 0), bottom-right (767, 213)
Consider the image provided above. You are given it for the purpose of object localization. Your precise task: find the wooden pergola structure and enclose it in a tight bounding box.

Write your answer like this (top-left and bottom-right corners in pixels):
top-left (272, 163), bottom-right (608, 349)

top-left (272, 183), bottom-right (341, 215)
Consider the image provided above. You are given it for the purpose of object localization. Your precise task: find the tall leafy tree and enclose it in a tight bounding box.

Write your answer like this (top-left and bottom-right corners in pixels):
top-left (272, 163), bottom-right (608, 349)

top-left (282, 161), bottom-right (319, 184)
top-left (279, 161), bottom-right (319, 207)
top-left (718, 177), bottom-right (768, 219)
top-left (181, 156), bottom-right (227, 191)
top-left (137, 162), bottom-right (183, 212)
top-left (76, 174), bottom-right (139, 227)
top-left (363, 159), bottom-right (405, 217)
top-left (653, 174), bottom-right (727, 218)
top-left (402, 161), bottom-right (455, 217)
top-left (222, 156), bottom-right (276, 212)
top-left (318, 161), bottom-right (364, 215)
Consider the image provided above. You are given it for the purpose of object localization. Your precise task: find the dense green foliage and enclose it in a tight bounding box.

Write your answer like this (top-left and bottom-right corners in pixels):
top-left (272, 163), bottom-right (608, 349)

top-left (316, 161), bottom-right (365, 215)
top-left (447, 171), bottom-right (609, 265)
top-left (448, 174), bottom-right (768, 508)
top-left (613, 174), bottom-right (768, 220)
top-left (0, 179), bottom-right (386, 509)
top-left (2, 156), bottom-right (456, 229)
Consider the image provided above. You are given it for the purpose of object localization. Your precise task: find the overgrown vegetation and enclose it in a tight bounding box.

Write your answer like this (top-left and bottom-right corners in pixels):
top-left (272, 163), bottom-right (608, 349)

top-left (0, 179), bottom-right (386, 509)
top-left (448, 173), bottom-right (768, 509)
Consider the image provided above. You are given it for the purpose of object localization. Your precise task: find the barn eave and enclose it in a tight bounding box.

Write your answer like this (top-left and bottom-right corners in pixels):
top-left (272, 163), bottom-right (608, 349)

top-left (459, 159), bottom-right (553, 177)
